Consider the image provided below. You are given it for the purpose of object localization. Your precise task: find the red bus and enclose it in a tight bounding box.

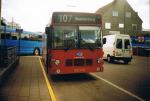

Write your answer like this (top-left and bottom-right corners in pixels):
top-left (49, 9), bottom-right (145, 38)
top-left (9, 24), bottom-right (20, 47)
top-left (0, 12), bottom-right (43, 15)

top-left (42, 12), bottom-right (104, 74)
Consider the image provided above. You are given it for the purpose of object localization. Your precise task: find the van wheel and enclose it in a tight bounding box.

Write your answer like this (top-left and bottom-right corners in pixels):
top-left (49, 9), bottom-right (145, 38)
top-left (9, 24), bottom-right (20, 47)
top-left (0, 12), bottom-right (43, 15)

top-left (34, 48), bottom-right (40, 56)
top-left (124, 60), bottom-right (129, 64)
top-left (107, 56), bottom-right (113, 63)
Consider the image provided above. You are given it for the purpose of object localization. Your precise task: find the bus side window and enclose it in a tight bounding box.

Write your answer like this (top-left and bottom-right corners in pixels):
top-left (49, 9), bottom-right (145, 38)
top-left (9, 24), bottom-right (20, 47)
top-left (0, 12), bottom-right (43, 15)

top-left (29, 35), bottom-right (42, 41)
top-left (38, 35), bottom-right (42, 39)
top-left (1, 34), bottom-right (5, 39)
top-left (22, 36), bottom-right (29, 40)
top-left (12, 36), bottom-right (17, 40)
top-left (38, 35), bottom-right (42, 41)
top-left (29, 34), bottom-right (37, 41)
top-left (6, 34), bottom-right (11, 39)
top-left (1, 33), bottom-right (11, 39)
top-left (21, 34), bottom-right (29, 40)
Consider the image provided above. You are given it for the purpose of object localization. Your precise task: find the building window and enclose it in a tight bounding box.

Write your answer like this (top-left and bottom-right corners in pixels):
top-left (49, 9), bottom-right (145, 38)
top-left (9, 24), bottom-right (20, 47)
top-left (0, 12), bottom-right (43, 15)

top-left (132, 24), bottom-right (137, 30)
top-left (105, 22), bottom-right (111, 29)
top-left (109, 31), bottom-right (120, 34)
top-left (126, 12), bottom-right (131, 18)
top-left (119, 23), bottom-right (124, 28)
top-left (112, 11), bottom-right (118, 16)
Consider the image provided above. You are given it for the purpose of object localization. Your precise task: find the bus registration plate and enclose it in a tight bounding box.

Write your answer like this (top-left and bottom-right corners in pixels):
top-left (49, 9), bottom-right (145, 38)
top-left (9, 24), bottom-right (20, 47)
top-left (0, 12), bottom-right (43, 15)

top-left (74, 68), bottom-right (85, 72)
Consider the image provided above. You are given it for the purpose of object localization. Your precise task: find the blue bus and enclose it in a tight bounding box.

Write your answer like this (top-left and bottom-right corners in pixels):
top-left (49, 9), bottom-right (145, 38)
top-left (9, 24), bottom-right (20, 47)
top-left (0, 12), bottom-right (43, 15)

top-left (131, 36), bottom-right (150, 48)
top-left (0, 26), bottom-right (43, 55)
top-left (131, 36), bottom-right (150, 56)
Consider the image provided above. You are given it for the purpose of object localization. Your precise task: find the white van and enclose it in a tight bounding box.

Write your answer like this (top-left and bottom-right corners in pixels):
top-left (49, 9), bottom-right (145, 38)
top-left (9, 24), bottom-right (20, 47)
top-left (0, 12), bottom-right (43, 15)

top-left (103, 34), bottom-right (132, 64)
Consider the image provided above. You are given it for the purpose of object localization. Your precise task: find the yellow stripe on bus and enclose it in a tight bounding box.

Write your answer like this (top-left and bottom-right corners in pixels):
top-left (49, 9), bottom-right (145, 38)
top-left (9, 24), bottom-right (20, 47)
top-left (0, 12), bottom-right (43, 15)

top-left (39, 58), bottom-right (56, 101)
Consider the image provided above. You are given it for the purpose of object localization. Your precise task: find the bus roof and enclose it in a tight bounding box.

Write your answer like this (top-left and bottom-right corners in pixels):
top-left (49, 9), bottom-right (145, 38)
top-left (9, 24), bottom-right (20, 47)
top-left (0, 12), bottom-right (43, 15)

top-left (23, 31), bottom-right (43, 35)
top-left (51, 12), bottom-right (102, 26)
top-left (0, 26), bottom-right (16, 33)
top-left (0, 26), bottom-right (42, 35)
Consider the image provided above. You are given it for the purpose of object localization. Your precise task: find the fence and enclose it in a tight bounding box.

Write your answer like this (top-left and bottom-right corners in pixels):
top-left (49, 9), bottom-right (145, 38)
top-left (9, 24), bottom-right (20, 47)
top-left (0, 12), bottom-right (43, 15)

top-left (0, 46), bottom-right (18, 67)
top-left (132, 47), bottom-right (150, 57)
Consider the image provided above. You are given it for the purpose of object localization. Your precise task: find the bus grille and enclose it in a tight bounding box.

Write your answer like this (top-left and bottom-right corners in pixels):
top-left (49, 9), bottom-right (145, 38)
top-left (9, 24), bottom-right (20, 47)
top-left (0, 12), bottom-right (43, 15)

top-left (65, 59), bottom-right (92, 66)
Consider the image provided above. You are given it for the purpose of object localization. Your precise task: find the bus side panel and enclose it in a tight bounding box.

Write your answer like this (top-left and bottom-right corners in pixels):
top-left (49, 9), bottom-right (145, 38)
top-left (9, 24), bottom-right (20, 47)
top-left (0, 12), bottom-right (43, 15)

top-left (19, 40), bottom-right (43, 55)
top-left (1, 39), bottom-right (18, 47)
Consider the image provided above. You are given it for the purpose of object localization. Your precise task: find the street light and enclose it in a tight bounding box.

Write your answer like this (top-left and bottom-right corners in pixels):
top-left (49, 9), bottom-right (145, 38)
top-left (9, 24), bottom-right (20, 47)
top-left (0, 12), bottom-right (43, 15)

top-left (16, 28), bottom-right (23, 56)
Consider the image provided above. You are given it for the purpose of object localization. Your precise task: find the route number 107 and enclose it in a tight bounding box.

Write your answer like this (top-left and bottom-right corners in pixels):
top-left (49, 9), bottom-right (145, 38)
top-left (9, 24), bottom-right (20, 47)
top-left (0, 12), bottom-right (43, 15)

top-left (59, 15), bottom-right (72, 23)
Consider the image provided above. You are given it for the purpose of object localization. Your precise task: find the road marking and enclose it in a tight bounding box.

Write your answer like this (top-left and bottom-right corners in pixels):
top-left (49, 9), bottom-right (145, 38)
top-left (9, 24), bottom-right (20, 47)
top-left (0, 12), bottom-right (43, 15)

top-left (39, 58), bottom-right (57, 101)
top-left (91, 73), bottom-right (145, 101)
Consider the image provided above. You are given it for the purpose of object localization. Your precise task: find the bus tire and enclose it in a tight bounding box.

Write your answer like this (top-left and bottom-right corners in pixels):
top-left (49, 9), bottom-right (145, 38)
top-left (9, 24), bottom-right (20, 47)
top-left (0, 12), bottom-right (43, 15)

top-left (34, 48), bottom-right (40, 56)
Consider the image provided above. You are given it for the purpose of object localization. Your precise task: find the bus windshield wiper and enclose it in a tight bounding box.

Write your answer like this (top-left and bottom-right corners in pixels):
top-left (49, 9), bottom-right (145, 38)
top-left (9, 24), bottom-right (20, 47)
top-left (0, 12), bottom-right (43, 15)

top-left (64, 39), bottom-right (75, 51)
top-left (80, 39), bottom-right (94, 51)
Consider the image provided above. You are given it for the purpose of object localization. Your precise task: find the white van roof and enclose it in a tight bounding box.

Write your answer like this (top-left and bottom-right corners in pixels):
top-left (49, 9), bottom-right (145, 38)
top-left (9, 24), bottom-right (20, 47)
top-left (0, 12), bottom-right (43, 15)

top-left (103, 34), bottom-right (130, 37)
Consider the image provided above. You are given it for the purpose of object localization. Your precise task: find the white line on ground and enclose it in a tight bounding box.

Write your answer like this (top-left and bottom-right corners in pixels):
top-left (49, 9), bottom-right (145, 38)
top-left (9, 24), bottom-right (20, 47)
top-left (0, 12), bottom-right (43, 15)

top-left (91, 73), bottom-right (145, 101)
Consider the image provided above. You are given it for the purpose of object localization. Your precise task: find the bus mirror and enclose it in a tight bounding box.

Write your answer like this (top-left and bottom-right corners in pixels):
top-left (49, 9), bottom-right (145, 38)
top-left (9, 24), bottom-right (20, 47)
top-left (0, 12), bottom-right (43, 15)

top-left (45, 27), bottom-right (51, 34)
top-left (96, 39), bottom-right (102, 47)
top-left (103, 38), bottom-right (106, 44)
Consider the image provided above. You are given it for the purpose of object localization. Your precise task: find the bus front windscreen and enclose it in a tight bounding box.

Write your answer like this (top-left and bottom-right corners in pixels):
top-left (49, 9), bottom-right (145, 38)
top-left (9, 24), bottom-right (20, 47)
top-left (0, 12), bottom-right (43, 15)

top-left (52, 26), bottom-right (102, 49)
top-left (79, 26), bottom-right (101, 49)
top-left (53, 26), bottom-right (77, 49)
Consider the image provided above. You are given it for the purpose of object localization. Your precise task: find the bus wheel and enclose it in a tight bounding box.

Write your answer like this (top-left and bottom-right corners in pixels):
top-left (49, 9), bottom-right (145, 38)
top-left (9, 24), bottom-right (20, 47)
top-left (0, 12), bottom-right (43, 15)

top-left (34, 48), bottom-right (40, 56)
top-left (124, 60), bottom-right (129, 64)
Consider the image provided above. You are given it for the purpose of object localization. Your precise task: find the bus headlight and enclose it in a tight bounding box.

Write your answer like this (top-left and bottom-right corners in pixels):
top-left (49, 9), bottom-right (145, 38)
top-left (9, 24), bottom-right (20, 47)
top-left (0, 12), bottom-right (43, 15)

top-left (55, 60), bottom-right (60, 66)
top-left (56, 69), bottom-right (60, 74)
top-left (97, 58), bottom-right (102, 64)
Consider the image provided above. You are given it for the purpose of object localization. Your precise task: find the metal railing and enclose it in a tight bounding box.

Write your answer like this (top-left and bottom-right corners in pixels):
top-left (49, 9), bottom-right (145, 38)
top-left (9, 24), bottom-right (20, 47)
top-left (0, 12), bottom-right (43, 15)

top-left (0, 46), bottom-right (18, 67)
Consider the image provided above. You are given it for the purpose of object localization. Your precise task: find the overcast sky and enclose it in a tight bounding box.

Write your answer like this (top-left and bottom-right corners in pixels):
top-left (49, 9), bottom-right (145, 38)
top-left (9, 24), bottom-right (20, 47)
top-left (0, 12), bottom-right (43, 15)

top-left (1, 0), bottom-right (150, 32)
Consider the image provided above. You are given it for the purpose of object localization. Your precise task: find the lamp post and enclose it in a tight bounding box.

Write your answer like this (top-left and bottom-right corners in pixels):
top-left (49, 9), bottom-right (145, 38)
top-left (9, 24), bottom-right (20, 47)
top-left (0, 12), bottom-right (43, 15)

top-left (16, 28), bottom-right (23, 56)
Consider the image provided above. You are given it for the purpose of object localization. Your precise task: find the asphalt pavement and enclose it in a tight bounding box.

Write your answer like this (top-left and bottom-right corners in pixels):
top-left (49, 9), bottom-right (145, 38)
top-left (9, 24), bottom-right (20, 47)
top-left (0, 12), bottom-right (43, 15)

top-left (0, 56), bottom-right (149, 101)
top-left (49, 56), bottom-right (150, 101)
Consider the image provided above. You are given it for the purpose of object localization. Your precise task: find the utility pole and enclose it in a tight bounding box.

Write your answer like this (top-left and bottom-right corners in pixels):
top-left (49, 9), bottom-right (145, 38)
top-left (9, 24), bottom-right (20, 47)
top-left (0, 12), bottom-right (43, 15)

top-left (124, 1), bottom-right (126, 34)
